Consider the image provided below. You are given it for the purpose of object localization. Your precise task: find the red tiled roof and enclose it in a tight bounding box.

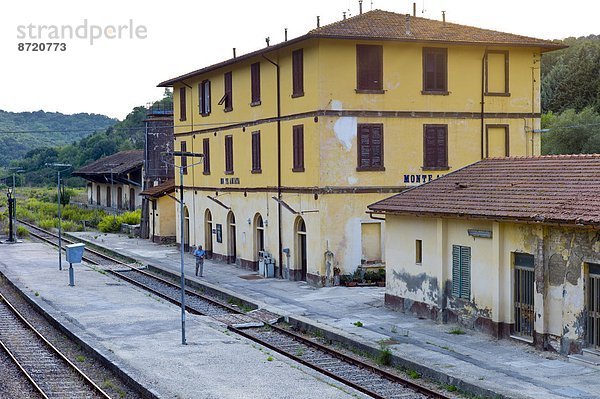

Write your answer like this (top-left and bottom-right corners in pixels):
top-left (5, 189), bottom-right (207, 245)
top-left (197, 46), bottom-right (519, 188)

top-left (309, 10), bottom-right (563, 49)
top-left (158, 10), bottom-right (564, 87)
top-left (73, 150), bottom-right (143, 176)
top-left (368, 155), bottom-right (600, 228)
top-left (140, 179), bottom-right (175, 198)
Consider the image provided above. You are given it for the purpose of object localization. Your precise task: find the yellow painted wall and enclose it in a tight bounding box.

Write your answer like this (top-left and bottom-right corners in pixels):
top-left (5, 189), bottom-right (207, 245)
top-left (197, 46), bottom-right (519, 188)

top-left (168, 36), bottom-right (547, 283)
top-left (150, 195), bottom-right (175, 239)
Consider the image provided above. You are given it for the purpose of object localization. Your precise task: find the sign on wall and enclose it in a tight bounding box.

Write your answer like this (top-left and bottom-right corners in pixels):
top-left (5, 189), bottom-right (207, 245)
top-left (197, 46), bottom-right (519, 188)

top-left (216, 224), bottom-right (222, 243)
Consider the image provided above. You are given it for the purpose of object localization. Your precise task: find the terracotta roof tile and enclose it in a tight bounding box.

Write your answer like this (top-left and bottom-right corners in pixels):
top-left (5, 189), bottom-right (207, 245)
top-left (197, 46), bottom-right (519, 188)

top-left (368, 154), bottom-right (600, 227)
top-left (158, 10), bottom-right (564, 87)
top-left (73, 150), bottom-right (143, 176)
top-left (140, 179), bottom-right (175, 198)
top-left (309, 10), bottom-right (564, 49)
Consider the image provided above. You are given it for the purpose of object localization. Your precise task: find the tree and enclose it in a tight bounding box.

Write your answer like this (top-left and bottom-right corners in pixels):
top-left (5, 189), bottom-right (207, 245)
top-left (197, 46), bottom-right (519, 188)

top-left (541, 107), bottom-right (600, 154)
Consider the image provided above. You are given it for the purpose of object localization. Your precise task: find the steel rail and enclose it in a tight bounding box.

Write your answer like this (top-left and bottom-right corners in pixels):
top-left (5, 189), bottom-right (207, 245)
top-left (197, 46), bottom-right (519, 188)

top-left (0, 339), bottom-right (48, 399)
top-left (0, 293), bottom-right (111, 399)
top-left (18, 220), bottom-right (451, 399)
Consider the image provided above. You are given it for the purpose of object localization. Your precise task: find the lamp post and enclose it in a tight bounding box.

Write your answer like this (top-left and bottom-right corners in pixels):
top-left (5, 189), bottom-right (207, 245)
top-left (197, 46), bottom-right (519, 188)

top-left (6, 187), bottom-right (15, 242)
top-left (162, 151), bottom-right (203, 345)
top-left (8, 168), bottom-right (24, 222)
top-left (45, 163), bottom-right (72, 271)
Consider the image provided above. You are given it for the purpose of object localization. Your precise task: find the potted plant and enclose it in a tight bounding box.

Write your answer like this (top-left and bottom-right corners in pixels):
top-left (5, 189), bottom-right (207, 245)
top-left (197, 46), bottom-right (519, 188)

top-left (377, 268), bottom-right (386, 287)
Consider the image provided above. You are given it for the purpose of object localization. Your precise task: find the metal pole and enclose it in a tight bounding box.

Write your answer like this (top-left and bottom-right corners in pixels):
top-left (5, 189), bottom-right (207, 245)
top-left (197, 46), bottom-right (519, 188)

top-left (57, 169), bottom-right (62, 271)
top-left (7, 190), bottom-right (14, 242)
top-left (12, 173), bottom-right (16, 221)
top-left (179, 166), bottom-right (186, 345)
top-left (111, 168), bottom-right (115, 219)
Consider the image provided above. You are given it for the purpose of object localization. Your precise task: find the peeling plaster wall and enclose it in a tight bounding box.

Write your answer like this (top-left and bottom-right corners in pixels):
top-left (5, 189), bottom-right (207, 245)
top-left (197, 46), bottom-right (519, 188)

top-left (385, 215), bottom-right (600, 352)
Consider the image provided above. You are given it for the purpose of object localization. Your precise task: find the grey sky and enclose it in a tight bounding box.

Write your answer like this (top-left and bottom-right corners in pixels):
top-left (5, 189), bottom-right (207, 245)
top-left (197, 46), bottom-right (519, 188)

top-left (1, 0), bottom-right (597, 119)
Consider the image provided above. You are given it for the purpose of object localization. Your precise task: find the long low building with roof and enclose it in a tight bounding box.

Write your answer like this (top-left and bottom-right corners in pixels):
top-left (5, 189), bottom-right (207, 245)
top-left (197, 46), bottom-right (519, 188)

top-left (368, 154), bottom-right (600, 355)
top-left (73, 150), bottom-right (144, 211)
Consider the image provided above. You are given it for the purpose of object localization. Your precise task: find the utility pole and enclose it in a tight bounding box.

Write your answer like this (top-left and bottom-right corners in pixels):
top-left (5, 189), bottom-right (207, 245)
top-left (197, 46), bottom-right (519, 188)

top-left (162, 151), bottom-right (203, 345)
top-left (8, 168), bottom-right (24, 222)
top-left (106, 163), bottom-right (119, 219)
top-left (45, 163), bottom-right (72, 271)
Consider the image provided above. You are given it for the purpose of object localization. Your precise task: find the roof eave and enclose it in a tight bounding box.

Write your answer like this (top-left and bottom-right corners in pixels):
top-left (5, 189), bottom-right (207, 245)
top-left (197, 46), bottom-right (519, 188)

top-left (367, 209), bottom-right (600, 229)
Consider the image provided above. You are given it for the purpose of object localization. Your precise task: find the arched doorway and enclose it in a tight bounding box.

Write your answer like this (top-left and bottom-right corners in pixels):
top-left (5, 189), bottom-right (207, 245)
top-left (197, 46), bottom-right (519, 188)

top-left (227, 211), bottom-right (236, 264)
top-left (106, 186), bottom-right (112, 208)
top-left (117, 187), bottom-right (123, 209)
top-left (183, 206), bottom-right (190, 252)
top-left (254, 213), bottom-right (265, 268)
top-left (295, 217), bottom-right (307, 281)
top-left (129, 188), bottom-right (136, 210)
top-left (204, 209), bottom-right (213, 259)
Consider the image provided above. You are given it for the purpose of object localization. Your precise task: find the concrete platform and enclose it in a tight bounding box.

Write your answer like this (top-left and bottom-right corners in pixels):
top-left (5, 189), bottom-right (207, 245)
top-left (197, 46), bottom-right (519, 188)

top-left (66, 231), bottom-right (600, 399)
top-left (0, 242), bottom-right (368, 399)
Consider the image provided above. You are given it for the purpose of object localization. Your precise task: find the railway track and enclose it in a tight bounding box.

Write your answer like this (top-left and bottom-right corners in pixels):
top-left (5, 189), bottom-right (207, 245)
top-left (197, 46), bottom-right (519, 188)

top-left (17, 220), bottom-right (453, 399)
top-left (0, 293), bottom-right (111, 399)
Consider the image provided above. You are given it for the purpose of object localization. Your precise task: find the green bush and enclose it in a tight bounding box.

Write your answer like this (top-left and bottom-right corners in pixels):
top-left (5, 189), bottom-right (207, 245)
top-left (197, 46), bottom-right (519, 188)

top-left (38, 218), bottom-right (57, 230)
top-left (120, 209), bottom-right (141, 225)
top-left (98, 215), bottom-right (121, 233)
top-left (16, 225), bottom-right (29, 238)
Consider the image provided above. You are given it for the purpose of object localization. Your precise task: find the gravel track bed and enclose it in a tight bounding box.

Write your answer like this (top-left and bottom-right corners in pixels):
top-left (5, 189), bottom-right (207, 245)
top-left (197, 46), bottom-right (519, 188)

top-left (0, 346), bottom-right (44, 399)
top-left (116, 269), bottom-right (235, 317)
top-left (0, 275), bottom-right (143, 399)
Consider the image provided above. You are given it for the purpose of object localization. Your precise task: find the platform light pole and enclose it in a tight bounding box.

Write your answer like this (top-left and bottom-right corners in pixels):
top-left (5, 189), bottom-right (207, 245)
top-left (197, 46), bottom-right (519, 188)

top-left (45, 163), bottom-right (72, 271)
top-left (6, 187), bottom-right (15, 242)
top-left (163, 151), bottom-right (203, 345)
top-left (8, 168), bottom-right (24, 222)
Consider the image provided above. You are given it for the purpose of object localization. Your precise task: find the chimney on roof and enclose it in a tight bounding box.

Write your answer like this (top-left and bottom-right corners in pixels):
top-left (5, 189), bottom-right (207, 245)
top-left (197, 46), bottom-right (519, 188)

top-left (233, 48), bottom-right (236, 58)
top-left (405, 14), bottom-right (411, 36)
top-left (442, 10), bottom-right (446, 24)
top-left (265, 37), bottom-right (270, 46)
top-left (413, 2), bottom-right (416, 17)
top-left (317, 16), bottom-right (320, 28)
top-left (284, 28), bottom-right (288, 41)
top-left (359, 0), bottom-right (363, 14)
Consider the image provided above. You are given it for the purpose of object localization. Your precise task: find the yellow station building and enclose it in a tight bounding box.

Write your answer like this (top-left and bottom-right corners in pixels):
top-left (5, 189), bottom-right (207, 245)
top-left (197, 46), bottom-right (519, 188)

top-left (157, 10), bottom-right (563, 285)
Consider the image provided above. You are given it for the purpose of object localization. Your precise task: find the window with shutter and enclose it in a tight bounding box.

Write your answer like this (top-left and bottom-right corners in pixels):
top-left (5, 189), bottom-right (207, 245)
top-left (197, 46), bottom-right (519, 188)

top-left (251, 131), bottom-right (261, 172)
top-left (251, 63), bottom-right (261, 105)
top-left (356, 45), bottom-right (383, 92)
top-left (422, 48), bottom-right (448, 94)
top-left (202, 138), bottom-right (210, 175)
top-left (181, 141), bottom-right (188, 175)
top-left (179, 87), bottom-right (187, 121)
top-left (199, 80), bottom-right (211, 115)
top-left (292, 49), bottom-right (304, 97)
top-left (224, 72), bottom-right (233, 111)
top-left (292, 125), bottom-right (304, 172)
top-left (224, 135), bottom-right (233, 174)
top-left (452, 245), bottom-right (471, 300)
top-left (357, 124), bottom-right (384, 171)
top-left (423, 124), bottom-right (448, 169)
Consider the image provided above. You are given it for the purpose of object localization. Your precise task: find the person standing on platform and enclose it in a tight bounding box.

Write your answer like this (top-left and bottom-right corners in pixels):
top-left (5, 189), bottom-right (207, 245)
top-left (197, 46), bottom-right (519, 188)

top-left (193, 245), bottom-right (206, 277)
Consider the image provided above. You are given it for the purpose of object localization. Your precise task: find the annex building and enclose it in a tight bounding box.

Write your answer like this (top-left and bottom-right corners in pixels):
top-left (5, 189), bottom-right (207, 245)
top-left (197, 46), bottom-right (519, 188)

top-left (157, 9), bottom-right (563, 285)
top-left (73, 150), bottom-right (144, 211)
top-left (368, 155), bottom-right (600, 354)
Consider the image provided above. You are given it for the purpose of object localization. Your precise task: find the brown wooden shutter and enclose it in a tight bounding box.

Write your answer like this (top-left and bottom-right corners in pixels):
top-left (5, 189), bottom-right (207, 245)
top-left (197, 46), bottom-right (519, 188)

top-left (225, 135), bottom-right (233, 173)
top-left (200, 80), bottom-right (211, 115)
top-left (251, 63), bottom-right (261, 104)
top-left (424, 125), bottom-right (448, 168)
top-left (423, 48), bottom-right (448, 92)
top-left (179, 87), bottom-right (186, 121)
top-left (251, 131), bottom-right (261, 171)
top-left (292, 125), bottom-right (304, 171)
top-left (224, 72), bottom-right (233, 111)
top-left (357, 124), bottom-right (384, 170)
top-left (357, 45), bottom-right (383, 91)
top-left (203, 138), bottom-right (210, 174)
top-left (181, 141), bottom-right (188, 175)
top-left (292, 49), bottom-right (304, 97)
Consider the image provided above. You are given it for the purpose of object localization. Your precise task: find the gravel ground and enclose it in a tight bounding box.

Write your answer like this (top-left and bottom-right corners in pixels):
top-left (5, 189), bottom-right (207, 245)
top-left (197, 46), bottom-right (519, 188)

top-left (0, 275), bottom-right (144, 399)
top-left (0, 347), bottom-right (43, 399)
